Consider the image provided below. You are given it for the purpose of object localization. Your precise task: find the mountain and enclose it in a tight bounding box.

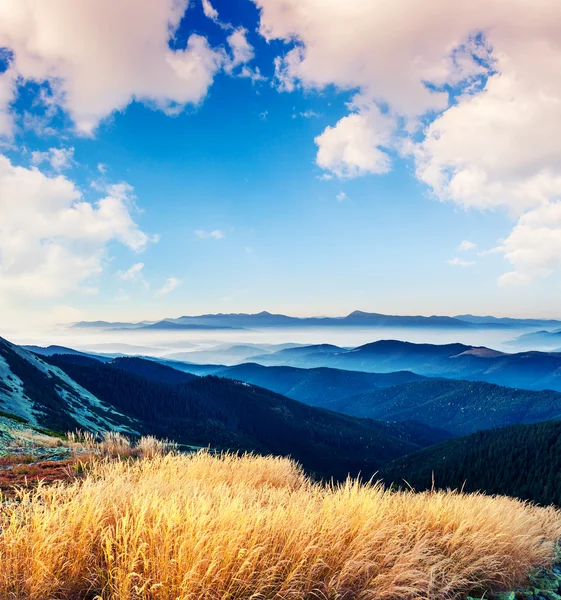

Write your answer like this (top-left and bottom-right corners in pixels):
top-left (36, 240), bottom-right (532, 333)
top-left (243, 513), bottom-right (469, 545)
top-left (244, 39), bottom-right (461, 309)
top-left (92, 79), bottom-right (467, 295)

top-left (508, 329), bottom-right (561, 349)
top-left (125, 320), bottom-right (244, 331)
top-left (164, 344), bottom-right (277, 365)
top-left (251, 340), bottom-right (561, 392)
top-left (381, 419), bottom-right (561, 506)
top-left (456, 314), bottom-right (561, 329)
top-left (23, 345), bottom-right (114, 362)
top-left (183, 362), bottom-right (428, 407)
top-left (329, 379), bottom-right (561, 435)
top-left (100, 357), bottom-right (199, 386)
top-left (70, 320), bottom-right (150, 329)
top-left (247, 343), bottom-right (348, 366)
top-left (45, 353), bottom-right (447, 479)
top-left (70, 310), bottom-right (484, 331)
top-left (0, 337), bottom-right (137, 434)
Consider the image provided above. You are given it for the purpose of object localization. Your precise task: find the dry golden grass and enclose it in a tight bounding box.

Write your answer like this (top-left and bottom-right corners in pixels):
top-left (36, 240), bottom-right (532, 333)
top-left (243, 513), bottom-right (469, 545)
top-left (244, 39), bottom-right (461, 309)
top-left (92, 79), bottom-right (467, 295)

top-left (12, 429), bottom-right (179, 460)
top-left (0, 451), bottom-right (559, 600)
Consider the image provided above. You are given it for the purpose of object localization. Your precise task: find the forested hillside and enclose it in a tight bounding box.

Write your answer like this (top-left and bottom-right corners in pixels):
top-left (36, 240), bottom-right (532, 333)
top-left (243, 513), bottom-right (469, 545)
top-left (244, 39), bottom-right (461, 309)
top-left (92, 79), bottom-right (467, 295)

top-left (381, 419), bottom-right (561, 505)
top-left (47, 354), bottom-right (447, 479)
top-left (332, 379), bottom-right (561, 435)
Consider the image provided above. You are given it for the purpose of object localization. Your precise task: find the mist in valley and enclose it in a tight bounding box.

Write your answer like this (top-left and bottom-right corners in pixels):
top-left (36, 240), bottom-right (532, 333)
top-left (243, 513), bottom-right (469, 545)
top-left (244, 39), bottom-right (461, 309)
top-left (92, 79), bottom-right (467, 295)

top-left (10, 324), bottom-right (551, 363)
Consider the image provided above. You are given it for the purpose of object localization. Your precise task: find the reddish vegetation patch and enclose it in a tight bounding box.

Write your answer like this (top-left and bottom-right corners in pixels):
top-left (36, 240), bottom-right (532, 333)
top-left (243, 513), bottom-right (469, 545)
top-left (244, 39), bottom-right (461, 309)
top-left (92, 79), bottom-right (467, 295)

top-left (0, 458), bottom-right (77, 496)
top-left (457, 348), bottom-right (506, 358)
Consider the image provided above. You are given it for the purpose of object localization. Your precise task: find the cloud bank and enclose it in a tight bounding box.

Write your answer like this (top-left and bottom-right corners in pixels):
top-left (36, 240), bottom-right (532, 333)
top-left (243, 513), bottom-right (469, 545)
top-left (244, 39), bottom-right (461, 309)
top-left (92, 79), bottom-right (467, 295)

top-left (0, 0), bottom-right (230, 135)
top-left (0, 155), bottom-right (153, 300)
top-left (253, 0), bottom-right (561, 285)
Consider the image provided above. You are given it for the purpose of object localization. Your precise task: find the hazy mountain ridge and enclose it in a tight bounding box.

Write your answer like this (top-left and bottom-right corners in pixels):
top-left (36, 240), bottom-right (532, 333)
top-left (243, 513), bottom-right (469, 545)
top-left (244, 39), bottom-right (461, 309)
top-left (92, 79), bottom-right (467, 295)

top-left (249, 340), bottom-right (561, 392)
top-left (69, 310), bottom-right (536, 331)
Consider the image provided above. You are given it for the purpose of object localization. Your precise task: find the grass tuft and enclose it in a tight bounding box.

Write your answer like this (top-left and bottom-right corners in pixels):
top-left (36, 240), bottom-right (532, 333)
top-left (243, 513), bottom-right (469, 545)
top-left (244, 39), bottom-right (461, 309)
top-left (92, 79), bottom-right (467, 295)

top-left (0, 451), bottom-right (559, 599)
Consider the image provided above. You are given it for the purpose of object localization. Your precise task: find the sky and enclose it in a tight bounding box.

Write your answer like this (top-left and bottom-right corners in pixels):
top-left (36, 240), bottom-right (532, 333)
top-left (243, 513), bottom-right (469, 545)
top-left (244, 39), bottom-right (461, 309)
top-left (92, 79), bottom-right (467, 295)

top-left (1, 0), bottom-right (561, 333)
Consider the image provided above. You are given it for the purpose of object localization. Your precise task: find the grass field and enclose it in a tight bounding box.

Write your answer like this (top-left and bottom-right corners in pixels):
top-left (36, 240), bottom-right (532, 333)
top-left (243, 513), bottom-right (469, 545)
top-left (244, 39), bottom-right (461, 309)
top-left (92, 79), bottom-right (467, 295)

top-left (0, 451), bottom-right (560, 599)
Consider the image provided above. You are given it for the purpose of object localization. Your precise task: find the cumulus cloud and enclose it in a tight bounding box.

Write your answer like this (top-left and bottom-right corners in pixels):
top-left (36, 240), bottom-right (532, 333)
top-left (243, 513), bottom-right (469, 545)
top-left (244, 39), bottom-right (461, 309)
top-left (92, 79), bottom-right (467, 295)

top-left (315, 109), bottom-right (393, 178)
top-left (253, 0), bottom-right (561, 284)
top-left (458, 240), bottom-right (476, 251)
top-left (195, 229), bottom-right (225, 239)
top-left (447, 257), bottom-right (475, 267)
top-left (497, 203), bottom-right (561, 286)
top-left (0, 155), bottom-right (154, 299)
top-left (336, 192), bottom-right (347, 202)
top-left (31, 147), bottom-right (75, 171)
top-left (0, 0), bottom-right (226, 135)
top-left (155, 276), bottom-right (181, 297)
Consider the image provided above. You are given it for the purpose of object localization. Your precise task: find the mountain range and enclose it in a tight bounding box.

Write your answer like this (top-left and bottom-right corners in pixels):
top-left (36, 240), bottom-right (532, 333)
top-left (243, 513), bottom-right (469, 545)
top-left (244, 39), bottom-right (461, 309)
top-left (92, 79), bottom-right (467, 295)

top-left (69, 310), bottom-right (561, 331)
top-left (141, 360), bottom-right (561, 436)
top-left (244, 340), bottom-right (561, 392)
top-left (6, 332), bottom-right (561, 501)
top-left (508, 329), bottom-right (561, 350)
top-left (0, 336), bottom-right (450, 479)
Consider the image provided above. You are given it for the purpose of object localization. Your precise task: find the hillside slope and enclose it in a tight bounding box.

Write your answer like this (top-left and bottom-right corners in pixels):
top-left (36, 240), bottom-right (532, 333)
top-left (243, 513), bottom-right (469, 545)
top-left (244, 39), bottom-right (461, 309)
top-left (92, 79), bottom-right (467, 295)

top-left (46, 353), bottom-right (449, 479)
top-left (332, 379), bottom-right (561, 435)
top-left (155, 358), bottom-right (561, 436)
top-left (0, 337), bottom-right (137, 434)
top-left (168, 362), bottom-right (427, 407)
top-left (381, 419), bottom-right (561, 505)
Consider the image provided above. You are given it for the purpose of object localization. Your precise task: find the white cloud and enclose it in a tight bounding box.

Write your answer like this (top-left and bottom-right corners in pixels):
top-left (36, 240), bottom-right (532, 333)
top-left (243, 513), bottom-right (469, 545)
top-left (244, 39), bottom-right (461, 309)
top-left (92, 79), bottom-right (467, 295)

top-left (496, 203), bottom-right (561, 286)
top-left (239, 65), bottom-right (267, 84)
top-left (31, 147), bottom-right (75, 171)
top-left (0, 0), bottom-right (226, 135)
top-left (315, 109), bottom-right (393, 178)
top-left (201, 0), bottom-right (219, 22)
top-left (336, 191), bottom-right (347, 202)
top-left (195, 229), bottom-right (225, 239)
top-left (458, 240), bottom-right (476, 252)
top-left (97, 163), bottom-right (107, 174)
top-left (447, 257), bottom-right (475, 267)
top-left (254, 0), bottom-right (561, 284)
top-left (155, 276), bottom-right (180, 297)
top-left (118, 262), bottom-right (145, 283)
top-left (300, 110), bottom-right (320, 119)
top-left (0, 70), bottom-right (15, 137)
top-left (227, 28), bottom-right (254, 69)
top-left (0, 154), bottom-right (154, 299)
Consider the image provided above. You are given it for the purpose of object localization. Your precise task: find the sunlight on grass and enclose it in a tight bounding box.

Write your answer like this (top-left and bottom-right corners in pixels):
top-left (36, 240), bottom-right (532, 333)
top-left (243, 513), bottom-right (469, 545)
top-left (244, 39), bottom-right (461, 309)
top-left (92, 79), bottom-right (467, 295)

top-left (0, 451), bottom-right (559, 599)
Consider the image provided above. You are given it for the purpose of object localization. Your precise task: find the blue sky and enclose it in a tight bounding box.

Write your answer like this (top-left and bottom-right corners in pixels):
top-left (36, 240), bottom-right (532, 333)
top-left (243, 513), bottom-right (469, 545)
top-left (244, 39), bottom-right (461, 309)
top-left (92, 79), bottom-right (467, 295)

top-left (1, 0), bottom-right (561, 331)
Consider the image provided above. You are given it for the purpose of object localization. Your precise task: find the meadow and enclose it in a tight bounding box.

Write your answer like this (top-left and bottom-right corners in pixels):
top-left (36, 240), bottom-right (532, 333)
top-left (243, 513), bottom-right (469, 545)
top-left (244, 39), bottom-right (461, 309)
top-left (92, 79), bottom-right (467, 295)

top-left (0, 450), bottom-right (560, 600)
